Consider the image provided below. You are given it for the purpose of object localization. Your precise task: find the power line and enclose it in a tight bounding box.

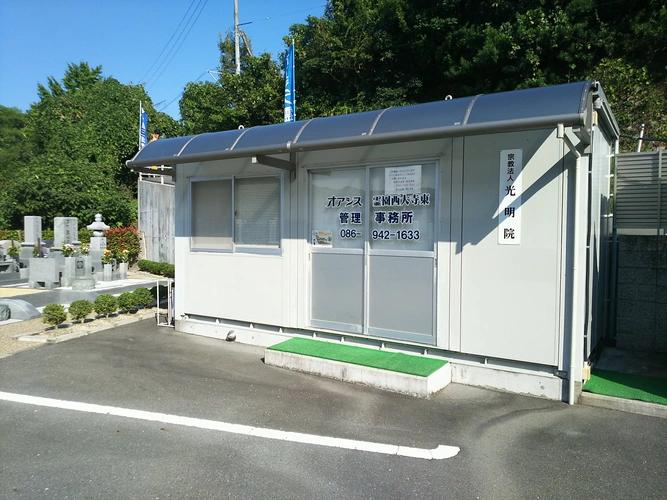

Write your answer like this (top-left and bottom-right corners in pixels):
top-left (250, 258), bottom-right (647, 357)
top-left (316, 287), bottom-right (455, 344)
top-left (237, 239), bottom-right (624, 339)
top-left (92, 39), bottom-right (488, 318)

top-left (246, 4), bottom-right (326, 24)
top-left (139, 0), bottom-right (199, 84)
top-left (159, 71), bottom-right (207, 113)
top-left (154, 3), bottom-right (326, 114)
top-left (146, 0), bottom-right (209, 90)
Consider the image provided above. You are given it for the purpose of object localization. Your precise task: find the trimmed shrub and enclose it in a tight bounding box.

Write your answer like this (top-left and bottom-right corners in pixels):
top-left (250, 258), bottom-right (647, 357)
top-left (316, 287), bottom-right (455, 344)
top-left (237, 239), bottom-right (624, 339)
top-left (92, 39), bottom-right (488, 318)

top-left (150, 285), bottom-right (170, 302)
top-left (132, 287), bottom-right (154, 308)
top-left (159, 263), bottom-right (175, 278)
top-left (93, 294), bottom-right (118, 317)
top-left (138, 260), bottom-right (156, 273)
top-left (68, 300), bottom-right (93, 322)
top-left (117, 292), bottom-right (139, 313)
top-left (138, 259), bottom-right (174, 278)
top-left (42, 304), bottom-right (67, 327)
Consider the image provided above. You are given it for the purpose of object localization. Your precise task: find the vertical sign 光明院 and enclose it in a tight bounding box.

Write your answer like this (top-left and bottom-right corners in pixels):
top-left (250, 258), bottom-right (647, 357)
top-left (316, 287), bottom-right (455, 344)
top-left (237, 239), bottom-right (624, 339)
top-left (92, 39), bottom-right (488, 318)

top-left (498, 149), bottom-right (522, 245)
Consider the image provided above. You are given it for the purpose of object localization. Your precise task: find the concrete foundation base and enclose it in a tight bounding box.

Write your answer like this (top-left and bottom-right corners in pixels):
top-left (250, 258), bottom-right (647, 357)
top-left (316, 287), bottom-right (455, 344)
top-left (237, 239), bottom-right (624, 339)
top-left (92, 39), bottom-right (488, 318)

top-left (265, 348), bottom-right (451, 398)
top-left (176, 318), bottom-right (566, 401)
top-left (72, 277), bottom-right (96, 291)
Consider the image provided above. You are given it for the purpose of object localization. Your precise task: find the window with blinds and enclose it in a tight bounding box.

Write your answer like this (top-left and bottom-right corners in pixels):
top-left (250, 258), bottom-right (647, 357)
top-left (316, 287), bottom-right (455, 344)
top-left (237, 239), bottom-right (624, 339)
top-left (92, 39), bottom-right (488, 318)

top-left (190, 176), bottom-right (281, 252)
top-left (234, 176), bottom-right (281, 247)
top-left (191, 179), bottom-right (233, 250)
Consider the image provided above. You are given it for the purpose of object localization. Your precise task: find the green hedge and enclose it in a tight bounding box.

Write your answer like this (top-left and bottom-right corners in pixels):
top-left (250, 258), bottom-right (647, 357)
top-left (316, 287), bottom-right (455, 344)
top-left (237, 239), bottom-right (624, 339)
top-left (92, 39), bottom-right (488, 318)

top-left (0, 229), bottom-right (21, 241)
top-left (138, 259), bottom-right (175, 279)
top-left (0, 228), bottom-right (93, 243)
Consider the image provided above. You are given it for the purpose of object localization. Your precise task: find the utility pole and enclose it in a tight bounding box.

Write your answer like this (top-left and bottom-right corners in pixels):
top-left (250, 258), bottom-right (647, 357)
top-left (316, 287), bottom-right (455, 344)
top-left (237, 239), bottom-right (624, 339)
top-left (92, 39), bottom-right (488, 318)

top-left (234, 0), bottom-right (240, 75)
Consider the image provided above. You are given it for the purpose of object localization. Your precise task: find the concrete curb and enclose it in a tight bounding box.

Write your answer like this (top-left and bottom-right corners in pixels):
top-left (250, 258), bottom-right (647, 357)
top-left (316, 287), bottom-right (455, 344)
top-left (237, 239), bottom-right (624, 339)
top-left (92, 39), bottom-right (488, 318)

top-left (14, 310), bottom-right (156, 344)
top-left (579, 392), bottom-right (667, 419)
top-left (264, 349), bottom-right (451, 398)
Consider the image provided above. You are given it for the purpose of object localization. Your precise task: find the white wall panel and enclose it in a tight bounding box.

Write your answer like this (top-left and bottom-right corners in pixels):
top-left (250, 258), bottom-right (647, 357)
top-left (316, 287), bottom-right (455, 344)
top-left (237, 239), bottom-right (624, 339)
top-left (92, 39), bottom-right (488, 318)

top-left (185, 252), bottom-right (285, 324)
top-left (175, 159), bottom-right (293, 326)
top-left (460, 129), bottom-right (563, 366)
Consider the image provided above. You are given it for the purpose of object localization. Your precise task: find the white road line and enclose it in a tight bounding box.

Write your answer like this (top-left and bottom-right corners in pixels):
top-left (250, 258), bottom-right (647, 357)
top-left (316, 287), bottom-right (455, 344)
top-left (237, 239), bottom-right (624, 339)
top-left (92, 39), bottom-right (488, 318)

top-left (0, 391), bottom-right (459, 460)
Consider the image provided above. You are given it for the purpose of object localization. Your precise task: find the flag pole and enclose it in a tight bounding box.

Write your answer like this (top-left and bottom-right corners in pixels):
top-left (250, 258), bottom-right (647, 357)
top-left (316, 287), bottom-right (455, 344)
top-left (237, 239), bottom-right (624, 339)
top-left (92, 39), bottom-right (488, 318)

top-left (292, 39), bottom-right (296, 121)
top-left (139, 101), bottom-right (142, 180)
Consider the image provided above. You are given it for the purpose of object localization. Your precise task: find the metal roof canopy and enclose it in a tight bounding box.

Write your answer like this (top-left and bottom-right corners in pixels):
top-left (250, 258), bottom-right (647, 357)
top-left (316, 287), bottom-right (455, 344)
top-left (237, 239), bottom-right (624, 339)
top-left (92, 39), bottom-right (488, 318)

top-left (127, 80), bottom-right (619, 173)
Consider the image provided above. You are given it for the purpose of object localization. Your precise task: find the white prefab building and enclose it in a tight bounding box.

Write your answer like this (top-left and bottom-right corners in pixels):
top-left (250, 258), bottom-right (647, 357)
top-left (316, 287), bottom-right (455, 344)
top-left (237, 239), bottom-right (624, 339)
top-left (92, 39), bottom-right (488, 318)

top-left (128, 81), bottom-right (619, 403)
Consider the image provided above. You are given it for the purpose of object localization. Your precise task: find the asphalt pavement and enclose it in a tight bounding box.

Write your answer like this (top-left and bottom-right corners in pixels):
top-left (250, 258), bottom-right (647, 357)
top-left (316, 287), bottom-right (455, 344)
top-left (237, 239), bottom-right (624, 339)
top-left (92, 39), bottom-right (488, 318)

top-left (1, 319), bottom-right (666, 499)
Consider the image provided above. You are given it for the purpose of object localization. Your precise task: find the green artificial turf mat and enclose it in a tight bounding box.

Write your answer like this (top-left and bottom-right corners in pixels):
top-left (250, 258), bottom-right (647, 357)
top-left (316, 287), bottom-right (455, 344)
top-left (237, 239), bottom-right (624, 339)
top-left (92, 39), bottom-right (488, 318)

top-left (268, 337), bottom-right (447, 377)
top-left (583, 369), bottom-right (667, 406)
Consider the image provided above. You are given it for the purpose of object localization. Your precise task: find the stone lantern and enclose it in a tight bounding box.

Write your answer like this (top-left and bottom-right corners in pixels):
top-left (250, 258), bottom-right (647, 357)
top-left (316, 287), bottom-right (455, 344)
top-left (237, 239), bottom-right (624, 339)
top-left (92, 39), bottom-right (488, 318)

top-left (87, 214), bottom-right (111, 280)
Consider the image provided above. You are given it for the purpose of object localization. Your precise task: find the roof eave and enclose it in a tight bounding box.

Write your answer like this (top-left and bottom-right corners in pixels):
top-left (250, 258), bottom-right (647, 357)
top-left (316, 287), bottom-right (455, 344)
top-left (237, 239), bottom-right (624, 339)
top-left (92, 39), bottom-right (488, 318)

top-left (127, 113), bottom-right (584, 169)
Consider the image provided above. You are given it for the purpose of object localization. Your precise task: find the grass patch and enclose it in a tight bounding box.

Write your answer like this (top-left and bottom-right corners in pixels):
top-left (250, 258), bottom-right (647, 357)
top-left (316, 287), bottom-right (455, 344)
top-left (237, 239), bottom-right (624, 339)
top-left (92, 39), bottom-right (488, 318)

top-left (583, 369), bottom-right (667, 406)
top-left (268, 337), bottom-right (447, 377)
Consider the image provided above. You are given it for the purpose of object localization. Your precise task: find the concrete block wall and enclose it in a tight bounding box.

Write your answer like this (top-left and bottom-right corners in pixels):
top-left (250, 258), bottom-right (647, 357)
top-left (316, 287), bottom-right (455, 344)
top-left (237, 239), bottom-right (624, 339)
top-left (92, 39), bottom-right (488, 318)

top-left (615, 234), bottom-right (667, 353)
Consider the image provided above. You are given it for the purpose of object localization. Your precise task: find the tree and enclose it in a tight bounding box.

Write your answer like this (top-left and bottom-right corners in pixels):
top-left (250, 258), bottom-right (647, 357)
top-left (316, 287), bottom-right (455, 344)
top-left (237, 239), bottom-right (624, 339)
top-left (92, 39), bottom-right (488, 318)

top-left (1, 154), bottom-right (136, 229)
top-left (283, 0), bottom-right (667, 157)
top-left (180, 31), bottom-right (283, 134)
top-left (0, 63), bottom-right (176, 228)
top-left (153, 112), bottom-right (182, 139)
top-left (37, 62), bottom-right (102, 99)
top-left (0, 106), bottom-right (33, 227)
top-left (180, 81), bottom-right (228, 135)
top-left (288, 0), bottom-right (610, 116)
top-left (0, 62), bottom-right (185, 230)
top-left (592, 59), bottom-right (667, 152)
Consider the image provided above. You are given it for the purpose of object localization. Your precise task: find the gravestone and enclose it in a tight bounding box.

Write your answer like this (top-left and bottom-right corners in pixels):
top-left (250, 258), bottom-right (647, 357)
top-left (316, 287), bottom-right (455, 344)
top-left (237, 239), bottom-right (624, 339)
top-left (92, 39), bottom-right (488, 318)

top-left (61, 255), bottom-right (76, 287)
top-left (75, 257), bottom-right (86, 278)
top-left (23, 216), bottom-right (42, 245)
top-left (53, 217), bottom-right (80, 248)
top-left (71, 255), bottom-right (95, 291)
top-left (20, 216), bottom-right (42, 262)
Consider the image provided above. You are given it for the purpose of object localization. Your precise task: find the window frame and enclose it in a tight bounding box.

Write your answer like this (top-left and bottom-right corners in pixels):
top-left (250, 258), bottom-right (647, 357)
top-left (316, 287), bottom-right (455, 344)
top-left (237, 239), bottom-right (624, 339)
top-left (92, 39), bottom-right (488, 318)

top-left (189, 174), bottom-right (283, 255)
top-left (307, 161), bottom-right (438, 256)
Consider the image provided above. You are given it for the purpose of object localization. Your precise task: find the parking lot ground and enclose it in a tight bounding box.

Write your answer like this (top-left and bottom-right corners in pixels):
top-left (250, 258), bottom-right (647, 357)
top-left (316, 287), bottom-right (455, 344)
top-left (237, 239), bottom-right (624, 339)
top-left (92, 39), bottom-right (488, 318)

top-left (1, 319), bottom-right (666, 499)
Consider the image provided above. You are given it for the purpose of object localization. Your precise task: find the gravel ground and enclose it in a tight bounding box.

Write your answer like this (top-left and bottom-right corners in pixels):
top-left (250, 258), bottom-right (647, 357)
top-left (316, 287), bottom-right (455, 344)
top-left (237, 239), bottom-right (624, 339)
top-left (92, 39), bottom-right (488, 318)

top-left (0, 269), bottom-right (165, 357)
top-left (0, 309), bottom-right (156, 357)
top-left (0, 318), bottom-right (45, 356)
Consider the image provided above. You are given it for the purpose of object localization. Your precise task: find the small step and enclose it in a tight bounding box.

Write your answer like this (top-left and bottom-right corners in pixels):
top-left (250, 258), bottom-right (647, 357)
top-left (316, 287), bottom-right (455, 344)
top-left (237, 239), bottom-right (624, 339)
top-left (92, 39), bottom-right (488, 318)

top-left (265, 337), bottom-right (450, 398)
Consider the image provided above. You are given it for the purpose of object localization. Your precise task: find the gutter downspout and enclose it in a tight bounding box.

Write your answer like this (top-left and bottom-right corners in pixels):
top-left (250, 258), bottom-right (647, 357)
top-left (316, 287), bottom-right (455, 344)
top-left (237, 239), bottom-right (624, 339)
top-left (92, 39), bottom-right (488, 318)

top-left (558, 124), bottom-right (583, 405)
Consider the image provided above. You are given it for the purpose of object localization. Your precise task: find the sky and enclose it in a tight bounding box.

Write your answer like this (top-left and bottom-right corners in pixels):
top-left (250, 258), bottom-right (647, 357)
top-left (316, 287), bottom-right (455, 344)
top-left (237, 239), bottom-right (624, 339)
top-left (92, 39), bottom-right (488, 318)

top-left (0, 0), bottom-right (326, 120)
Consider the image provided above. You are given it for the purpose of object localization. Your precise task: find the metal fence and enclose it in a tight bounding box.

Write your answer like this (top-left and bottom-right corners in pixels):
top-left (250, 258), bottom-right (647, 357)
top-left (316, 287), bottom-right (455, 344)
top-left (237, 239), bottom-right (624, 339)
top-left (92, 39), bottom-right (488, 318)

top-left (610, 150), bottom-right (667, 353)
top-left (614, 151), bottom-right (666, 232)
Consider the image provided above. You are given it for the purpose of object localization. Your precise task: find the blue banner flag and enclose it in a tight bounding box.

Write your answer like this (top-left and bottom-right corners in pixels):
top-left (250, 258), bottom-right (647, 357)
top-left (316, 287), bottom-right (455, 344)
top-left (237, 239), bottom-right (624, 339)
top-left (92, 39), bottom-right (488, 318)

top-left (139, 104), bottom-right (149, 149)
top-left (284, 42), bottom-right (295, 122)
